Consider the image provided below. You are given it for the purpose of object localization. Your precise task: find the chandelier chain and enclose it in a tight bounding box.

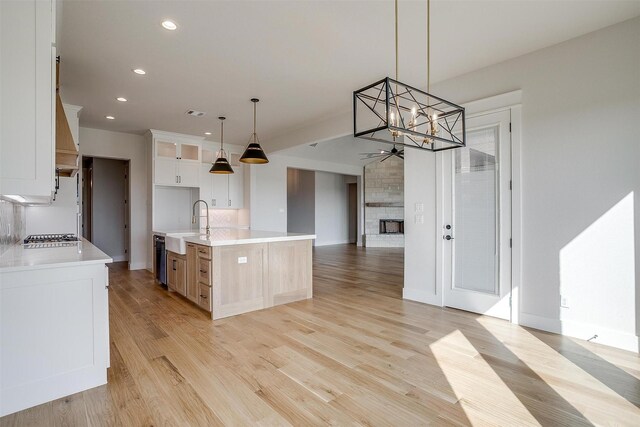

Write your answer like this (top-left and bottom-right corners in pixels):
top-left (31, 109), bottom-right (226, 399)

top-left (427, 0), bottom-right (430, 92)
top-left (395, 0), bottom-right (398, 81)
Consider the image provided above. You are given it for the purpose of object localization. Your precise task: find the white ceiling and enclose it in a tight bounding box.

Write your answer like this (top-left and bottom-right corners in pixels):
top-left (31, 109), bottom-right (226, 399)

top-left (58, 0), bottom-right (640, 154)
top-left (279, 134), bottom-right (392, 167)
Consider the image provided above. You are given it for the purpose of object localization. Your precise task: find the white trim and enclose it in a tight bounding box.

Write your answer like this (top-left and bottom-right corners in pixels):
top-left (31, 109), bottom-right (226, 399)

top-left (129, 262), bottom-right (148, 271)
top-left (434, 91), bottom-right (523, 324)
top-left (314, 240), bottom-right (352, 247)
top-left (520, 313), bottom-right (639, 353)
top-left (463, 90), bottom-right (522, 115)
top-left (510, 105), bottom-right (523, 326)
top-left (147, 129), bottom-right (206, 141)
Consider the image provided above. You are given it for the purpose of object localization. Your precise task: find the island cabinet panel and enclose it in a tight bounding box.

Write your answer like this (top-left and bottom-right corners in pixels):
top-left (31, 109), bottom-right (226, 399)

top-left (167, 251), bottom-right (186, 296)
top-left (197, 257), bottom-right (211, 286)
top-left (267, 240), bottom-right (313, 306)
top-left (186, 244), bottom-right (198, 303)
top-left (198, 283), bottom-right (212, 312)
top-left (212, 243), bottom-right (268, 319)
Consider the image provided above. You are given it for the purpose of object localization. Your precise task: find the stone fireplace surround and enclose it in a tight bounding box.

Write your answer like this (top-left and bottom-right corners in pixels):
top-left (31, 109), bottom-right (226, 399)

top-left (363, 156), bottom-right (404, 248)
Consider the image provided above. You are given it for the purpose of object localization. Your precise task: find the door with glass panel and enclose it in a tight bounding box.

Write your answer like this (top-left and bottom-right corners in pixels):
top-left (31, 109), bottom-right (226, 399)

top-left (442, 110), bottom-right (512, 320)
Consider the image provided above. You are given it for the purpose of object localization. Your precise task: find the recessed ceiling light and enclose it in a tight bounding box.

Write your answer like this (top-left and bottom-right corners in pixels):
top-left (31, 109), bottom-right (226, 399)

top-left (116, 97), bottom-right (127, 102)
top-left (132, 68), bottom-right (146, 75)
top-left (204, 132), bottom-right (212, 135)
top-left (105, 115), bottom-right (115, 120)
top-left (161, 20), bottom-right (177, 31)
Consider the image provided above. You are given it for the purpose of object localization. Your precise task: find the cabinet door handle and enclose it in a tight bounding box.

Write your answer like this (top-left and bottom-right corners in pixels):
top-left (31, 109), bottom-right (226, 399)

top-left (200, 294), bottom-right (208, 299)
top-left (172, 260), bottom-right (177, 270)
top-left (199, 269), bottom-right (207, 273)
top-left (228, 199), bottom-right (231, 207)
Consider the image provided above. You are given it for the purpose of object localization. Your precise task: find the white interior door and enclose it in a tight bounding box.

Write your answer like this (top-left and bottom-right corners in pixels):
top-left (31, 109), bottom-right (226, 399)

top-left (442, 109), bottom-right (512, 320)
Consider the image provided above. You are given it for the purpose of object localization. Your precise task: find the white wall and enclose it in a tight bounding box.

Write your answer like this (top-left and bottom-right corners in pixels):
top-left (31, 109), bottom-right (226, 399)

top-left (404, 17), bottom-right (640, 351)
top-left (91, 158), bottom-right (126, 261)
top-left (79, 127), bottom-right (148, 270)
top-left (314, 171), bottom-right (350, 246)
top-left (287, 168), bottom-right (315, 234)
top-left (250, 154), bottom-right (363, 243)
top-left (154, 186), bottom-right (199, 231)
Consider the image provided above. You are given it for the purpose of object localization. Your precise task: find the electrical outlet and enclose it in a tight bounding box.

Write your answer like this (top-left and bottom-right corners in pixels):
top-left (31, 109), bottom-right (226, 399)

top-left (238, 256), bottom-right (248, 264)
top-left (560, 296), bottom-right (569, 308)
top-left (415, 203), bottom-right (424, 213)
top-left (414, 214), bottom-right (424, 224)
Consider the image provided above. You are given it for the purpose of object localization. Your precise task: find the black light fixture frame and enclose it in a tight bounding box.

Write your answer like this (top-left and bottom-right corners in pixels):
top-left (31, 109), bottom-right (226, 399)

top-left (353, 77), bottom-right (466, 152)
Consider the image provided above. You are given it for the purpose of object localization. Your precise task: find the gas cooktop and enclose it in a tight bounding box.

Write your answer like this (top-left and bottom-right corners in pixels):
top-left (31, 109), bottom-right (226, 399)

top-left (24, 234), bottom-right (79, 244)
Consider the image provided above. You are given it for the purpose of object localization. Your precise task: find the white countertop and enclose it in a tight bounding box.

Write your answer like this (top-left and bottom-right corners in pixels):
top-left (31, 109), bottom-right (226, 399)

top-left (154, 228), bottom-right (316, 247)
top-left (153, 226), bottom-right (249, 237)
top-left (0, 238), bottom-right (113, 273)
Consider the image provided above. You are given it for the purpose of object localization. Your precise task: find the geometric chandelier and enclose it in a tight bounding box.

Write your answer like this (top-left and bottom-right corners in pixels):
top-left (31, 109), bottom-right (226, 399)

top-left (353, 0), bottom-right (465, 152)
top-left (354, 77), bottom-right (465, 151)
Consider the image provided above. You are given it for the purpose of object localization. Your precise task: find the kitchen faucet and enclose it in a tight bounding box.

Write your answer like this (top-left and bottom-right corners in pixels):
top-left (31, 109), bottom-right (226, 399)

top-left (192, 199), bottom-right (211, 235)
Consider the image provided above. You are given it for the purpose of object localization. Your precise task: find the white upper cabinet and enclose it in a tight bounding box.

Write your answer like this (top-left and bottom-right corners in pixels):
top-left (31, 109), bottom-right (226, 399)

top-left (150, 131), bottom-right (202, 187)
top-left (0, 0), bottom-right (55, 199)
top-left (199, 145), bottom-right (244, 209)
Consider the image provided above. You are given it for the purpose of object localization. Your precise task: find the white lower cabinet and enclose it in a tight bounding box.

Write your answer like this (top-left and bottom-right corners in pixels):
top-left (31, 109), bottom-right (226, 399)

top-left (0, 263), bottom-right (110, 417)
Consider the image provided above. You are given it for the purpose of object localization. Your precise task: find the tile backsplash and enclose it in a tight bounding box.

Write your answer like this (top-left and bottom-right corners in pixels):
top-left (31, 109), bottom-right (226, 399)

top-left (0, 199), bottom-right (26, 256)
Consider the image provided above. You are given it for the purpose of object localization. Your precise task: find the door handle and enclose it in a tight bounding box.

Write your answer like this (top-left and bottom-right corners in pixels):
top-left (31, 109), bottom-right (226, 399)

top-left (173, 259), bottom-right (177, 270)
top-left (444, 235), bottom-right (454, 241)
top-left (445, 224), bottom-right (452, 230)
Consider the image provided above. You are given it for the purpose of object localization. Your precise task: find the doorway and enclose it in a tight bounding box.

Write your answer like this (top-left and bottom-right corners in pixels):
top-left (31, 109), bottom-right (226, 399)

top-left (347, 182), bottom-right (357, 244)
top-left (82, 156), bottom-right (130, 263)
top-left (440, 109), bottom-right (512, 320)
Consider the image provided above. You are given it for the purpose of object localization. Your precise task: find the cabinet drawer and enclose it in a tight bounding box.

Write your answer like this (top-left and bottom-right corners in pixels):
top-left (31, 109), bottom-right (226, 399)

top-left (196, 245), bottom-right (211, 260)
top-left (198, 258), bottom-right (211, 286)
top-left (198, 283), bottom-right (212, 312)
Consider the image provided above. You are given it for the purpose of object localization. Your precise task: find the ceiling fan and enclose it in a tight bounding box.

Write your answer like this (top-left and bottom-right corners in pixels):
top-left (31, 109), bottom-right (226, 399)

top-left (360, 145), bottom-right (404, 162)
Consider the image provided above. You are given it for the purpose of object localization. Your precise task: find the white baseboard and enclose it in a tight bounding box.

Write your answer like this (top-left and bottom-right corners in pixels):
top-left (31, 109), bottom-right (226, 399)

top-left (111, 255), bottom-right (127, 262)
top-left (314, 240), bottom-right (350, 247)
top-left (128, 262), bottom-right (148, 271)
top-left (519, 312), bottom-right (639, 353)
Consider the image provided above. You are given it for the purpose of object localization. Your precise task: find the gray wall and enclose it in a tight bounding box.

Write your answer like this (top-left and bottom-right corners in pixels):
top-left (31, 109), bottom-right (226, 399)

top-left (92, 158), bottom-right (126, 261)
top-left (287, 168), bottom-right (315, 235)
top-left (314, 171), bottom-right (350, 246)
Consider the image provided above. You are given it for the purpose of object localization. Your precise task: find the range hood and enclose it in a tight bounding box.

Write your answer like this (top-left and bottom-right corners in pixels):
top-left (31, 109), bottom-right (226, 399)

top-left (55, 58), bottom-right (79, 177)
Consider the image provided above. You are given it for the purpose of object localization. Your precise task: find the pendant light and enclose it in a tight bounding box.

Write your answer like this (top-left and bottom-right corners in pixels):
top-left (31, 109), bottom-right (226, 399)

top-left (210, 116), bottom-right (234, 174)
top-left (239, 98), bottom-right (269, 164)
top-left (353, 0), bottom-right (466, 152)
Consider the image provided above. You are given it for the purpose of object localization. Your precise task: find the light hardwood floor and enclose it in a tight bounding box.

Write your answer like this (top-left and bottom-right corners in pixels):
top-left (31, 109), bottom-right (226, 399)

top-left (2, 245), bottom-right (639, 426)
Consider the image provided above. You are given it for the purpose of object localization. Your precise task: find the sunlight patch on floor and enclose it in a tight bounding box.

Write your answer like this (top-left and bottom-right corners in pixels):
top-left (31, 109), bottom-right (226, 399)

top-left (483, 323), bottom-right (640, 424)
top-left (429, 329), bottom-right (538, 426)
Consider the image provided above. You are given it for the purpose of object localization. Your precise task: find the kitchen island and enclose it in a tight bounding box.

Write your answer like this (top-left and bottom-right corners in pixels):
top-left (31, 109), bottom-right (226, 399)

top-left (154, 229), bottom-right (316, 319)
top-left (0, 239), bottom-right (112, 417)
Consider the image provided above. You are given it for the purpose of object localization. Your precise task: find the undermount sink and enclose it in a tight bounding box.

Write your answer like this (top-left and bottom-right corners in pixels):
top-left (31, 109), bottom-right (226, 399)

top-left (165, 233), bottom-right (199, 255)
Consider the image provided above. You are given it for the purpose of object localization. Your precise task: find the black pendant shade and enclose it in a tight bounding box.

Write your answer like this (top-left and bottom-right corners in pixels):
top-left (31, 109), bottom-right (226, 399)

top-left (210, 116), bottom-right (234, 174)
top-left (240, 98), bottom-right (269, 164)
top-left (239, 142), bottom-right (269, 164)
top-left (209, 154), bottom-right (234, 174)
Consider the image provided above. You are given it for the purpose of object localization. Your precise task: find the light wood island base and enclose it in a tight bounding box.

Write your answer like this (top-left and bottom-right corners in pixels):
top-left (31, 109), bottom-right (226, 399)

top-left (168, 239), bottom-right (313, 319)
